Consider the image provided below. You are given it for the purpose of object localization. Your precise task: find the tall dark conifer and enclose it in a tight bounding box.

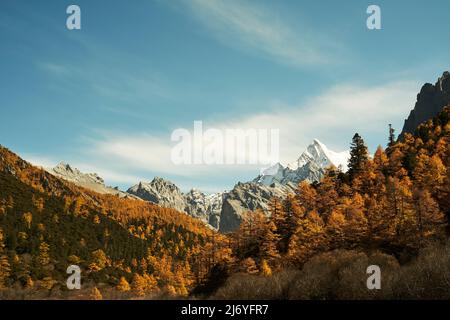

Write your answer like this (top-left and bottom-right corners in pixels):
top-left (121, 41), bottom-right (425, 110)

top-left (348, 133), bottom-right (369, 181)
top-left (388, 124), bottom-right (396, 148)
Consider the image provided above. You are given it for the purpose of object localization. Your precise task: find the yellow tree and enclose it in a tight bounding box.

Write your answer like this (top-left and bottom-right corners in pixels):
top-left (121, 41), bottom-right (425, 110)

top-left (37, 241), bottom-right (50, 266)
top-left (240, 257), bottom-right (259, 274)
top-left (316, 176), bottom-right (339, 218)
top-left (0, 229), bottom-right (11, 288)
top-left (259, 220), bottom-right (280, 264)
top-left (89, 249), bottom-right (109, 271)
top-left (413, 189), bottom-right (446, 246)
top-left (342, 194), bottom-right (368, 246)
top-left (132, 273), bottom-right (147, 297)
top-left (117, 276), bottom-right (131, 292)
top-left (414, 154), bottom-right (446, 193)
top-left (90, 287), bottom-right (103, 300)
top-left (143, 273), bottom-right (159, 292)
top-left (295, 181), bottom-right (317, 212)
top-left (288, 210), bottom-right (326, 264)
top-left (373, 145), bottom-right (389, 173)
top-left (281, 194), bottom-right (304, 253)
top-left (388, 177), bottom-right (417, 247)
top-left (22, 212), bottom-right (32, 229)
top-left (365, 193), bottom-right (394, 244)
top-left (269, 198), bottom-right (286, 237)
top-left (326, 210), bottom-right (347, 248)
top-left (260, 259), bottom-right (272, 277)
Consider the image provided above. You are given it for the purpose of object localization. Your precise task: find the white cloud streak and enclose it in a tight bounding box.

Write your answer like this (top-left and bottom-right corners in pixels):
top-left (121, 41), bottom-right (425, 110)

top-left (179, 0), bottom-right (343, 67)
top-left (85, 80), bottom-right (419, 184)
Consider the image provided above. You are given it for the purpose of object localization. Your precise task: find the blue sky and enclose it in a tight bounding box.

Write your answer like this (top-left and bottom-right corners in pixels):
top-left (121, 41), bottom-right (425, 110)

top-left (1, 0), bottom-right (449, 193)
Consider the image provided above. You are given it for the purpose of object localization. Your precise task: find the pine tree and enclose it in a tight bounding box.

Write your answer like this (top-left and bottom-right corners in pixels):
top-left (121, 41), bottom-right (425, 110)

top-left (348, 133), bottom-right (369, 181)
top-left (388, 124), bottom-right (396, 148)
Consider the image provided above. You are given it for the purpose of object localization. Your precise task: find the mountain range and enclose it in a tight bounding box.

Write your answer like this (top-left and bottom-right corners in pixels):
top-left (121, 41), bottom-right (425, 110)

top-left (44, 139), bottom-right (348, 232)
top-left (38, 71), bottom-right (450, 233)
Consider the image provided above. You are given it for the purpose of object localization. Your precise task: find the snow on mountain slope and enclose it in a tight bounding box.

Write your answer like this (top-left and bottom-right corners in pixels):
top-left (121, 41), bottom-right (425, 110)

top-left (255, 139), bottom-right (350, 186)
top-left (288, 139), bottom-right (349, 171)
top-left (257, 162), bottom-right (285, 185)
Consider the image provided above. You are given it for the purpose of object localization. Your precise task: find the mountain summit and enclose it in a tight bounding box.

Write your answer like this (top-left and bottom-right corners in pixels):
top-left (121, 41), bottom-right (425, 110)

top-left (46, 162), bottom-right (135, 198)
top-left (254, 139), bottom-right (349, 186)
top-left (127, 178), bottom-right (224, 228)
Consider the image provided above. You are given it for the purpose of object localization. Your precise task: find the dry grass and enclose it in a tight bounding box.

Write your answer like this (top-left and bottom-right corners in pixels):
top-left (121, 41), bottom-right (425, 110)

top-left (211, 241), bottom-right (450, 300)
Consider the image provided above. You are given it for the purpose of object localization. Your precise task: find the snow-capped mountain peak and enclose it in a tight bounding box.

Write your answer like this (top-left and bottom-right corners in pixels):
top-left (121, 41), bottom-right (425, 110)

top-left (254, 139), bottom-right (350, 186)
top-left (288, 139), bottom-right (349, 172)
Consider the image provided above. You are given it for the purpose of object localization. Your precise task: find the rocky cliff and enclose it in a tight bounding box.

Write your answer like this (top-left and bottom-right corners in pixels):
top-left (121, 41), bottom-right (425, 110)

top-left (400, 71), bottom-right (450, 138)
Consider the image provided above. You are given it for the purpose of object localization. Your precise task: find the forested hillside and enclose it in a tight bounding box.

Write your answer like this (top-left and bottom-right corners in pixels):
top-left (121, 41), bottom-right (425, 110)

top-left (0, 148), bottom-right (231, 299)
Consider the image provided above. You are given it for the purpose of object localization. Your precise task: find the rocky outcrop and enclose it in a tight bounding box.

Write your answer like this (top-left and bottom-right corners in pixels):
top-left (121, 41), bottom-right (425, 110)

top-left (128, 178), bottom-right (224, 228)
top-left (127, 177), bottom-right (186, 212)
top-left (400, 71), bottom-right (450, 138)
top-left (184, 189), bottom-right (224, 228)
top-left (47, 162), bottom-right (137, 199)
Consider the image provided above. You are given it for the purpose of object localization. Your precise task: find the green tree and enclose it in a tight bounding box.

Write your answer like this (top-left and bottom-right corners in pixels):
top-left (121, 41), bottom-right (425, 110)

top-left (348, 133), bottom-right (369, 181)
top-left (388, 124), bottom-right (396, 148)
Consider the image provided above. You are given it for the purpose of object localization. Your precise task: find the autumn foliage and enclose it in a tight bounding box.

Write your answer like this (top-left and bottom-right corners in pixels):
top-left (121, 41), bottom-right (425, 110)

top-left (0, 105), bottom-right (449, 299)
top-left (227, 105), bottom-right (449, 277)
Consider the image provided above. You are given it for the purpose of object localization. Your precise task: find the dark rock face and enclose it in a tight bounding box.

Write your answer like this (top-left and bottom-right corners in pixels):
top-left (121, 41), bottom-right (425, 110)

top-left (400, 71), bottom-right (450, 138)
top-left (218, 181), bottom-right (295, 233)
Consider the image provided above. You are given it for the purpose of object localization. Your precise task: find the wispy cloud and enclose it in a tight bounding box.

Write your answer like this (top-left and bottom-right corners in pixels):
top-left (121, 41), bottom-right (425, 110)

top-left (178, 0), bottom-right (344, 67)
top-left (219, 80), bottom-right (420, 162)
top-left (23, 79), bottom-right (419, 192)
top-left (80, 79), bottom-right (419, 190)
